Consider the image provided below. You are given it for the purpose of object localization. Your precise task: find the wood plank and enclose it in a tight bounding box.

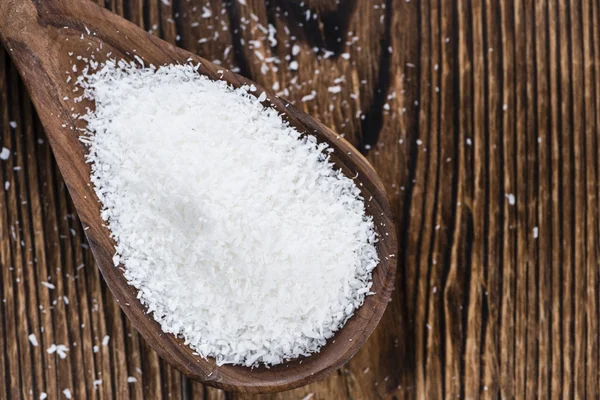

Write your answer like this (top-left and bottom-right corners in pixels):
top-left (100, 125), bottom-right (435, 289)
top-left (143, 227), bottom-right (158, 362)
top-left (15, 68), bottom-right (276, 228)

top-left (534, 1), bottom-right (552, 398)
top-left (548, 0), bottom-right (565, 396)
top-left (479, 0), bottom-right (503, 397)
top-left (499, 0), bottom-right (518, 397)
top-left (569, 0), bottom-right (587, 398)
top-left (557, 0), bottom-right (575, 395)
top-left (0, 48), bottom-right (23, 400)
top-left (20, 97), bottom-right (49, 400)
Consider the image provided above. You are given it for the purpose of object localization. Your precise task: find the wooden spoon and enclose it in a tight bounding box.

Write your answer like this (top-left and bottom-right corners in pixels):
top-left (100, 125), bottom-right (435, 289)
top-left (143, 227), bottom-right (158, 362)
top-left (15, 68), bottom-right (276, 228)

top-left (0, 0), bottom-right (397, 393)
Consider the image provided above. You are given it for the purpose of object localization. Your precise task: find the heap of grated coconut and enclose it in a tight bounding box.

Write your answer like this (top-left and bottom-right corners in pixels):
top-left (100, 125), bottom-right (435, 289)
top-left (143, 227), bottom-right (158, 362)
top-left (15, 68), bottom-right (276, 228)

top-left (77, 60), bottom-right (379, 367)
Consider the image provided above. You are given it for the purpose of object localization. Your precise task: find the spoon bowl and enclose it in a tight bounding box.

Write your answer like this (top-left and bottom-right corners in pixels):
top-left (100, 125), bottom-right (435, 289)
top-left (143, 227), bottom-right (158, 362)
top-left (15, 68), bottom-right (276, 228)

top-left (0, 0), bottom-right (397, 392)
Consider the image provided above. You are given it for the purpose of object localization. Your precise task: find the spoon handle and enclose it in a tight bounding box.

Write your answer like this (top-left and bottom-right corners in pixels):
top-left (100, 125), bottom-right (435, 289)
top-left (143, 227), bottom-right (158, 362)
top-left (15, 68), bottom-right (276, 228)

top-left (0, 0), bottom-right (58, 93)
top-left (0, 0), bottom-right (39, 40)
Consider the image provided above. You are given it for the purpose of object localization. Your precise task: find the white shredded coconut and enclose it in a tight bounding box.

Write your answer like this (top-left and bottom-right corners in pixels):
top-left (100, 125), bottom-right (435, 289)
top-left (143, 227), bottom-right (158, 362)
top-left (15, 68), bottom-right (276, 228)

top-left (0, 147), bottom-right (10, 160)
top-left (506, 193), bottom-right (516, 206)
top-left (301, 90), bottom-right (317, 102)
top-left (40, 281), bottom-right (55, 290)
top-left (28, 334), bottom-right (38, 346)
top-left (77, 61), bottom-right (379, 367)
top-left (47, 344), bottom-right (69, 359)
top-left (62, 388), bottom-right (72, 399)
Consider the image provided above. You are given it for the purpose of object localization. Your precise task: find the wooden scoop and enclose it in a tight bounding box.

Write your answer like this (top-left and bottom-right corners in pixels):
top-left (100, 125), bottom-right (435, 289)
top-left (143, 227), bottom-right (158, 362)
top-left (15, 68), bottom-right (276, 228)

top-left (0, 0), bottom-right (397, 393)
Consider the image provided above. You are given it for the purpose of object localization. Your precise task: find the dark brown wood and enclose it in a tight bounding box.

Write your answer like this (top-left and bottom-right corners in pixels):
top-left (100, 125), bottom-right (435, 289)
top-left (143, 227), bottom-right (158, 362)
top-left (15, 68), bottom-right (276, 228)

top-left (2, 0), bottom-right (600, 398)
top-left (0, 0), bottom-right (397, 394)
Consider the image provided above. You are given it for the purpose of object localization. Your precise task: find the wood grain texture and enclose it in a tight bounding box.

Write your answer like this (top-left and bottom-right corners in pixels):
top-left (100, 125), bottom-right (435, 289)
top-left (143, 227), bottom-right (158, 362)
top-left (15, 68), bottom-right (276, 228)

top-left (0, 0), bottom-right (397, 393)
top-left (1, 0), bottom-right (600, 398)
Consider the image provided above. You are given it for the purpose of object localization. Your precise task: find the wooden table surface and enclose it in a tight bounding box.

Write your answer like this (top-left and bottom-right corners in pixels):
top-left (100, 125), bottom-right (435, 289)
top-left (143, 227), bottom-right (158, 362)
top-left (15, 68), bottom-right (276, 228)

top-left (1, 0), bottom-right (599, 398)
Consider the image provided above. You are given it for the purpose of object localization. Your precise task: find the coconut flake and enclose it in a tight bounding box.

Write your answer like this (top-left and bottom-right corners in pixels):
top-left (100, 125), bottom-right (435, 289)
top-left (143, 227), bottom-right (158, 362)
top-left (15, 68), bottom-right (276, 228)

top-left (47, 344), bottom-right (69, 359)
top-left (28, 334), bottom-right (39, 346)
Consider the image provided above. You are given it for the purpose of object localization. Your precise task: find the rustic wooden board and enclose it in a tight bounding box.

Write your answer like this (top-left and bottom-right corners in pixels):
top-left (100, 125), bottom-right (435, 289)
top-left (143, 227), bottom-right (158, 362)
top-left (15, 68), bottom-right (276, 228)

top-left (0, 0), bottom-right (599, 398)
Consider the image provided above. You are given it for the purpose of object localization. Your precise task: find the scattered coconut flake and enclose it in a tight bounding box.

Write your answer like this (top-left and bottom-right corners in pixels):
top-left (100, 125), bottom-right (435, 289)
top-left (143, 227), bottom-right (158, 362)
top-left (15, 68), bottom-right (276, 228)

top-left (41, 281), bottom-right (55, 290)
top-left (62, 389), bottom-right (72, 399)
top-left (506, 193), bottom-right (515, 205)
top-left (301, 90), bottom-right (317, 102)
top-left (127, 377), bottom-right (137, 383)
top-left (9, 121), bottom-right (17, 129)
top-left (47, 344), bottom-right (69, 359)
top-left (102, 335), bottom-right (110, 346)
top-left (0, 147), bottom-right (10, 160)
top-left (28, 334), bottom-right (39, 346)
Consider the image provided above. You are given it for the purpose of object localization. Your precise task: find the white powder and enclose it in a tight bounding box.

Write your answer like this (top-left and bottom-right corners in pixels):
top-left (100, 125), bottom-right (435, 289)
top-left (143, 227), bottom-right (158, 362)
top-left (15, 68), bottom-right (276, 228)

top-left (78, 61), bottom-right (379, 367)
